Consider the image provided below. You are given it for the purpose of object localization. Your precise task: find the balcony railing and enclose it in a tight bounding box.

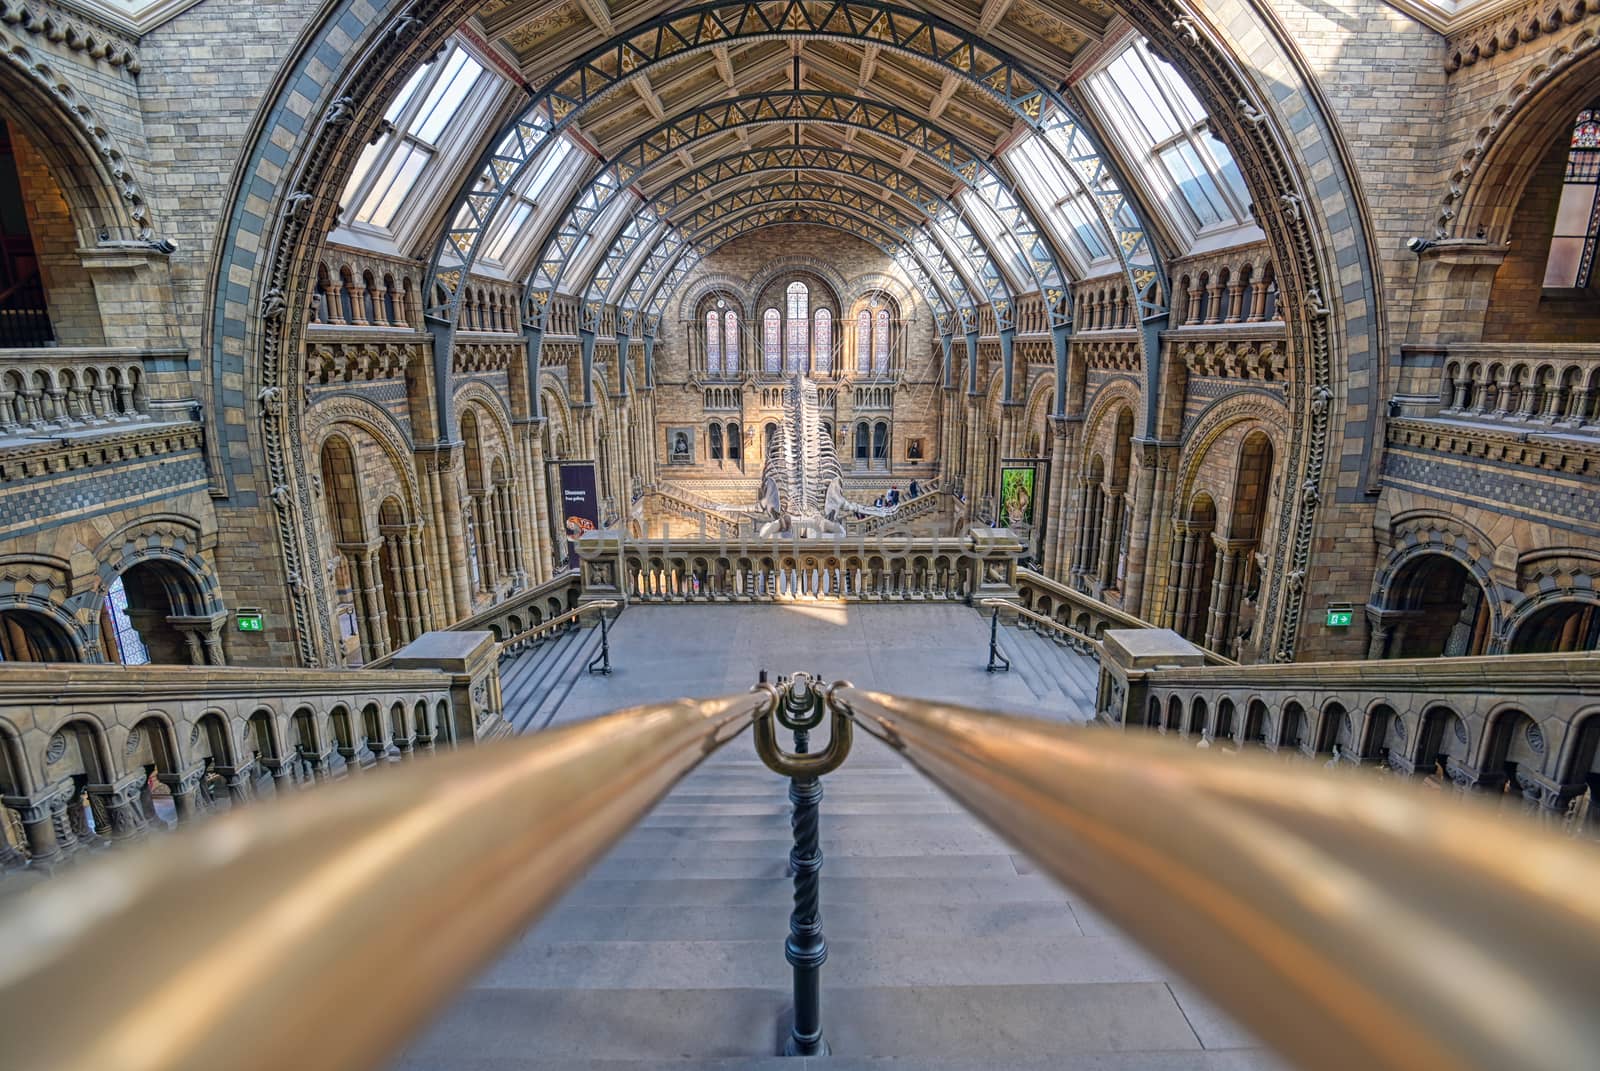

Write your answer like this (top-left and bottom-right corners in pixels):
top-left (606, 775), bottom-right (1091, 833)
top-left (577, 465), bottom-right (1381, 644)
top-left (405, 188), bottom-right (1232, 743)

top-left (0, 346), bottom-right (179, 435)
top-left (0, 631), bottom-right (501, 870)
top-left (2, 682), bottom-right (1595, 1071)
top-left (1096, 627), bottom-right (1600, 823)
top-left (1397, 342), bottom-right (1600, 430)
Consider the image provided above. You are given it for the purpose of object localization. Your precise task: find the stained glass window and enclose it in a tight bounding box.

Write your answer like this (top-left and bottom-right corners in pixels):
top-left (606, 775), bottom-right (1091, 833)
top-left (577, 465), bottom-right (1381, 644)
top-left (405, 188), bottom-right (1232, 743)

top-left (785, 282), bottom-right (809, 373)
top-left (1573, 110), bottom-right (1600, 149)
top-left (874, 309), bottom-right (891, 375)
top-left (107, 575), bottom-right (149, 666)
top-left (724, 311), bottom-right (739, 374)
top-left (813, 309), bottom-right (833, 374)
top-left (856, 311), bottom-right (872, 374)
top-left (705, 310), bottom-right (721, 376)
top-left (763, 308), bottom-right (781, 373)
top-left (1545, 109), bottom-right (1600, 288)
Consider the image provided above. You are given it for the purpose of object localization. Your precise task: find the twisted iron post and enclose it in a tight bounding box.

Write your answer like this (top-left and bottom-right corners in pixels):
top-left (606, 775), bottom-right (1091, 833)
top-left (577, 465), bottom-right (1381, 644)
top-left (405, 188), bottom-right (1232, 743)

top-left (987, 603), bottom-right (1011, 672)
top-left (752, 672), bottom-right (848, 1058)
top-left (785, 770), bottom-right (826, 1056)
top-left (587, 610), bottom-right (612, 675)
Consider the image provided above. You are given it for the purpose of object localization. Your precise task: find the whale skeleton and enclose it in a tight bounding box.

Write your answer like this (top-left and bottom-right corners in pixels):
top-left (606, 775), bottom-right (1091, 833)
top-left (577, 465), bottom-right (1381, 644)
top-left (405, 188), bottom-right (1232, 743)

top-left (707, 373), bottom-right (899, 537)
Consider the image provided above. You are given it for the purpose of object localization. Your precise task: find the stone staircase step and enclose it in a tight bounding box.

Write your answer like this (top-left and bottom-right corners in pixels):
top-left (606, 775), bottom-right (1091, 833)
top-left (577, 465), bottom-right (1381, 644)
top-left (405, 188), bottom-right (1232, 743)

top-left (583, 852), bottom-right (1024, 881)
top-left (393, 1052), bottom-right (1280, 1071)
top-left (544, 874), bottom-right (1072, 908)
top-left (388, 604), bottom-right (1273, 1071)
top-left (470, 935), bottom-right (1167, 990)
top-left (530, 900), bottom-right (1083, 943)
top-left (525, 625), bottom-right (607, 730)
top-left (395, 983), bottom-right (1215, 1064)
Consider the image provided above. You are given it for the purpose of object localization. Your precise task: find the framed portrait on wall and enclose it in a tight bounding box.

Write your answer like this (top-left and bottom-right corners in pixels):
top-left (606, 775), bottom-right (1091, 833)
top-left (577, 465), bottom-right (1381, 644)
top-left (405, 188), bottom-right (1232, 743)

top-left (667, 427), bottom-right (696, 464)
top-left (907, 437), bottom-right (924, 460)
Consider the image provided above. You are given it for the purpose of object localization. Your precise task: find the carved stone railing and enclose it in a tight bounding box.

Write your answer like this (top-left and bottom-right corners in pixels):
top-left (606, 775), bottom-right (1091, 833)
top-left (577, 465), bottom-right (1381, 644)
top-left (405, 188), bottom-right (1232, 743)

top-left (0, 345), bottom-right (180, 435)
top-left (1015, 568), bottom-right (1235, 664)
top-left (0, 630), bottom-right (502, 872)
top-left (1095, 628), bottom-right (1600, 830)
top-left (575, 527), bottom-right (1025, 605)
top-left (853, 482), bottom-right (948, 534)
top-left (1396, 342), bottom-right (1600, 430)
top-left (647, 484), bottom-right (747, 538)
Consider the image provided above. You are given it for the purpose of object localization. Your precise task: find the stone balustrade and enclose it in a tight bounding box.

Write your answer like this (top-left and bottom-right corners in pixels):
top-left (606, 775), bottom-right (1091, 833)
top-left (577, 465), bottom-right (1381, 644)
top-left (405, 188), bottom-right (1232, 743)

top-left (1397, 342), bottom-right (1600, 429)
top-left (575, 527), bottom-right (1025, 605)
top-left (647, 489), bottom-right (746, 539)
top-left (1095, 628), bottom-right (1600, 827)
top-left (0, 630), bottom-right (501, 872)
top-left (0, 346), bottom-right (169, 435)
top-left (1015, 567), bottom-right (1236, 664)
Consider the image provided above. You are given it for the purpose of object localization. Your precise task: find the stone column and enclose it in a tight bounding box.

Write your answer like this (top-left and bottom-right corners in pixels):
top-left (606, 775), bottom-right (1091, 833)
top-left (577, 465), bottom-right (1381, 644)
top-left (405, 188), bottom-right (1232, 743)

top-left (342, 541), bottom-right (388, 662)
top-left (1204, 544), bottom-right (1243, 653)
top-left (158, 769), bottom-right (204, 823)
top-left (1097, 490), bottom-right (1122, 589)
top-left (90, 777), bottom-right (150, 843)
top-left (1042, 418), bottom-right (1070, 578)
top-left (436, 448), bottom-right (474, 621)
top-left (521, 419), bottom-right (552, 583)
top-left (1123, 445), bottom-right (1159, 616)
top-left (7, 795), bottom-right (62, 868)
top-left (51, 784), bottom-right (83, 856)
top-left (1248, 280), bottom-right (1268, 321)
top-left (404, 527), bottom-right (430, 633)
top-left (1225, 281), bottom-right (1245, 322)
top-left (417, 449), bottom-right (456, 624)
top-left (1492, 377), bottom-right (1514, 417)
top-left (1564, 387), bottom-right (1590, 425)
top-left (1169, 523), bottom-right (1195, 634)
top-left (381, 526), bottom-right (415, 645)
top-left (473, 494), bottom-right (499, 592)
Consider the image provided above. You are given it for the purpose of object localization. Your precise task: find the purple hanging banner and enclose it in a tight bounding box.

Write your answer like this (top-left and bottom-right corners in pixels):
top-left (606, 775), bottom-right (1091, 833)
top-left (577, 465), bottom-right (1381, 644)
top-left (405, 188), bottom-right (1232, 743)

top-left (557, 461), bottom-right (600, 568)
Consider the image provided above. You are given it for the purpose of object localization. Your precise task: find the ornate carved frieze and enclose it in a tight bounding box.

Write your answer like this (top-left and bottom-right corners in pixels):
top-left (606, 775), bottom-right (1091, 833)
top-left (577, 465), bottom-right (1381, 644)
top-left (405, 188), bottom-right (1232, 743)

top-left (1443, 0), bottom-right (1600, 71)
top-left (304, 339), bottom-right (418, 385)
top-left (0, 420), bottom-right (203, 482)
top-left (0, 1), bottom-right (140, 71)
top-left (1386, 416), bottom-right (1600, 477)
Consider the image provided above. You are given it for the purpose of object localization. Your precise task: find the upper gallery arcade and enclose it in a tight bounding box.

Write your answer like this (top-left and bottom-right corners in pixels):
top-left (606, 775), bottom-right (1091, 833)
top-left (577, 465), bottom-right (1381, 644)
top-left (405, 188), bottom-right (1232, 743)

top-left (0, 0), bottom-right (1592, 672)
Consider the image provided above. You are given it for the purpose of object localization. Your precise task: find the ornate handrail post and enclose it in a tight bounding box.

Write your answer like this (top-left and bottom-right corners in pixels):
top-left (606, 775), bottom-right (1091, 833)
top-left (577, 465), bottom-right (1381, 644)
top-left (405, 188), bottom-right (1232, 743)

top-left (587, 609), bottom-right (613, 676)
top-left (752, 673), bottom-right (852, 1058)
top-left (1097, 628), bottom-right (1207, 728)
top-left (987, 603), bottom-right (1011, 673)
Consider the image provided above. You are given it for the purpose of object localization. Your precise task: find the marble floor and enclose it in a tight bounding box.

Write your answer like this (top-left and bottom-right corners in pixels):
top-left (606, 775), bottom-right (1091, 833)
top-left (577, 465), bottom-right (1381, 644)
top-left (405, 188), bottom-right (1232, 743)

top-left (546, 602), bottom-right (1057, 727)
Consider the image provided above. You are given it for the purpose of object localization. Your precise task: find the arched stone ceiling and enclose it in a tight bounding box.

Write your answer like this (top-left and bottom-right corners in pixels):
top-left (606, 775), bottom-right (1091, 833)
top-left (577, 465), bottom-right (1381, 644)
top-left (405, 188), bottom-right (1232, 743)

top-left (421, 0), bottom-right (1166, 343)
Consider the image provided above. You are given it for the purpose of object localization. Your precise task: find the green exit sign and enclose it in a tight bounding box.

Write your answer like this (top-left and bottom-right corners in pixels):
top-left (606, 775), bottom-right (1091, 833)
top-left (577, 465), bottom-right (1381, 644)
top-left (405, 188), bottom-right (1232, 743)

top-left (237, 612), bottom-right (265, 632)
top-left (1325, 608), bottom-right (1354, 628)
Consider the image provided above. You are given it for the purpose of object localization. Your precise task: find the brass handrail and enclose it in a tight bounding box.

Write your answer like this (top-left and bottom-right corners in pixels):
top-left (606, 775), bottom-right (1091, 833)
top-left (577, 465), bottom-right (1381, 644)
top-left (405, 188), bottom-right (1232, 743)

top-left (0, 691), bottom-right (764, 1071)
top-left (828, 686), bottom-right (1600, 1071)
top-left (980, 597), bottom-right (1101, 651)
top-left (499, 599), bottom-right (618, 651)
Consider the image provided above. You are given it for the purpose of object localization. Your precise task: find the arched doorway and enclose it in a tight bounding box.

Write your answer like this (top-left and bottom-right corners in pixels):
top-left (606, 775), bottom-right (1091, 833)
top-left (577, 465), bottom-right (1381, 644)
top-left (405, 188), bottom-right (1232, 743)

top-left (1509, 600), bottom-right (1600, 653)
top-left (100, 558), bottom-right (213, 665)
top-left (319, 435), bottom-right (387, 665)
top-left (0, 607), bottom-right (78, 662)
top-left (1205, 431), bottom-right (1274, 656)
top-left (1382, 554), bottom-right (1491, 658)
